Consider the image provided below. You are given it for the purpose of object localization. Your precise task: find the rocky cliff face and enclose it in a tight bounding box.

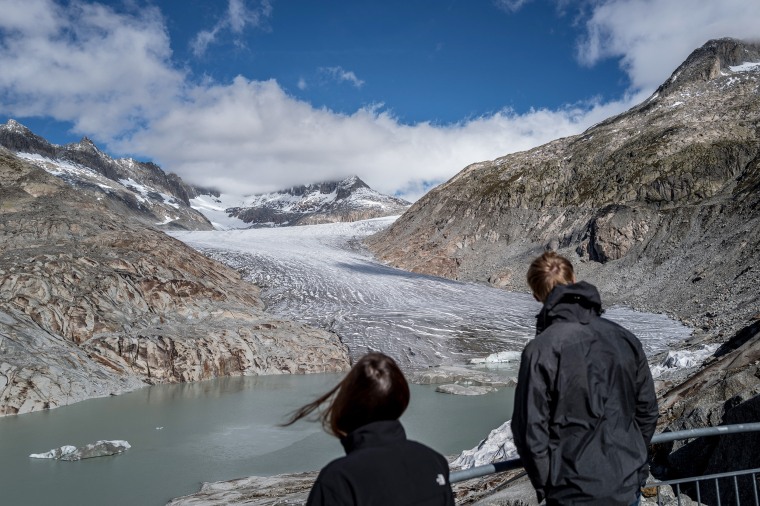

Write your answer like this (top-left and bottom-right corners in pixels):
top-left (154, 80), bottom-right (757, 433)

top-left (0, 120), bottom-right (214, 231)
top-left (367, 38), bottom-right (760, 492)
top-left (226, 176), bottom-right (410, 227)
top-left (0, 149), bottom-right (350, 416)
top-left (368, 38), bottom-right (760, 337)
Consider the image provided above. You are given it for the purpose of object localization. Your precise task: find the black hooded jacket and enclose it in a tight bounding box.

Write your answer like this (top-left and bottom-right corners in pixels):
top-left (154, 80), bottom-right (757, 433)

top-left (306, 420), bottom-right (455, 506)
top-left (511, 282), bottom-right (658, 505)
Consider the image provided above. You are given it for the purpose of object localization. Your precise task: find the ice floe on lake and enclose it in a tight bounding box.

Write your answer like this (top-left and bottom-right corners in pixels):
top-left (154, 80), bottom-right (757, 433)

top-left (30, 440), bottom-right (131, 461)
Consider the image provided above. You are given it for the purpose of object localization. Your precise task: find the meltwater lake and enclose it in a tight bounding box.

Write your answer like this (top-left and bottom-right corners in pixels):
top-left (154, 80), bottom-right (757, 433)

top-left (0, 217), bottom-right (692, 505)
top-left (0, 373), bottom-right (516, 506)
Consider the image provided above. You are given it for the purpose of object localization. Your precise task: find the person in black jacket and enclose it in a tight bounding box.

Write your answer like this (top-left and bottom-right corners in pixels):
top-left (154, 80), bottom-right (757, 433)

top-left (284, 352), bottom-right (455, 506)
top-left (511, 251), bottom-right (658, 506)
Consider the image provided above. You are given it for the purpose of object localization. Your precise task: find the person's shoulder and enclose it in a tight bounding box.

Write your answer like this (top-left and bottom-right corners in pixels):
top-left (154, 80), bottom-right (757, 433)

top-left (310, 458), bottom-right (353, 506)
top-left (596, 316), bottom-right (641, 341)
top-left (531, 321), bottom-right (580, 347)
top-left (401, 440), bottom-right (450, 466)
top-left (315, 454), bottom-right (351, 480)
top-left (595, 316), bottom-right (647, 351)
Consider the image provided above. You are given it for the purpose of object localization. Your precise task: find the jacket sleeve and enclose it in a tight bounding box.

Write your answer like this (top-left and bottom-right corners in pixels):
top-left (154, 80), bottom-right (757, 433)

top-left (634, 344), bottom-right (659, 445)
top-left (511, 340), bottom-right (554, 502)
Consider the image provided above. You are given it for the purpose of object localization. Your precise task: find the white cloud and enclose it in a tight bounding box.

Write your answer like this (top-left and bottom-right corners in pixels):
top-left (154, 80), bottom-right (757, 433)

top-left (577, 0), bottom-right (760, 92)
top-left (121, 77), bottom-right (641, 201)
top-left (0, 0), bottom-right (182, 138)
top-left (191, 0), bottom-right (272, 57)
top-left (1, 0), bottom-right (758, 203)
top-left (297, 77), bottom-right (308, 90)
top-left (320, 66), bottom-right (366, 89)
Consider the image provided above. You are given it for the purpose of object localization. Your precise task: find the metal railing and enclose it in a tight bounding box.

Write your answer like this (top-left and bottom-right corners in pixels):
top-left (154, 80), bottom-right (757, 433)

top-left (450, 422), bottom-right (760, 504)
top-left (648, 467), bottom-right (760, 506)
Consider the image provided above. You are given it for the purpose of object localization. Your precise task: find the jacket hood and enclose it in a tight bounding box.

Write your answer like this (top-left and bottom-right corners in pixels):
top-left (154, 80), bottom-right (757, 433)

top-left (536, 281), bottom-right (602, 334)
top-left (340, 419), bottom-right (406, 454)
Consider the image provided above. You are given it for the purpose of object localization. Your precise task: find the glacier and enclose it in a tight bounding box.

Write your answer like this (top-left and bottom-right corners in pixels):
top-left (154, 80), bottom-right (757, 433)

top-left (171, 217), bottom-right (691, 371)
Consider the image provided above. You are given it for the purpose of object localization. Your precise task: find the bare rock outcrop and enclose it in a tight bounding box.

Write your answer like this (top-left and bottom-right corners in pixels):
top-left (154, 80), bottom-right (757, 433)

top-left (0, 149), bottom-right (350, 416)
top-left (0, 119), bottom-right (215, 232)
top-left (167, 473), bottom-right (318, 506)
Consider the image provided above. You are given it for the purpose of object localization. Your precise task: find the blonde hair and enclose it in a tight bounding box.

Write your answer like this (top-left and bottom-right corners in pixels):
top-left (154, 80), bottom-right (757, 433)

top-left (527, 251), bottom-right (575, 303)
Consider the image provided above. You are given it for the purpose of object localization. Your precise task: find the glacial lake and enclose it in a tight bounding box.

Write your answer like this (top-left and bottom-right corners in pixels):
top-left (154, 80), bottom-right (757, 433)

top-left (0, 217), bottom-right (693, 505)
top-left (0, 372), bottom-right (516, 506)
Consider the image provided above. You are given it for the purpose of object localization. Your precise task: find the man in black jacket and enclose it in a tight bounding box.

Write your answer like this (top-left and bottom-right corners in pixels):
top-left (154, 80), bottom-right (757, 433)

top-left (512, 252), bottom-right (658, 505)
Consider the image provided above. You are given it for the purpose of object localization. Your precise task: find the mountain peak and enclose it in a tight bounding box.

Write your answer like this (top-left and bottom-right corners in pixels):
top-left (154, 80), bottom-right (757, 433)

top-left (3, 119), bottom-right (30, 133)
top-left (222, 175), bottom-right (410, 228)
top-left (657, 38), bottom-right (760, 95)
top-left (76, 136), bottom-right (99, 151)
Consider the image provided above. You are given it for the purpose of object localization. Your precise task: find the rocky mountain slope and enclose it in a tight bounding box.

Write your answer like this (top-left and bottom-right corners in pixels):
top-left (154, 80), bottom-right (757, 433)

top-left (224, 176), bottom-right (410, 227)
top-left (367, 37), bottom-right (760, 499)
top-left (0, 121), bottom-right (409, 231)
top-left (0, 148), bottom-right (350, 416)
top-left (0, 119), bottom-right (214, 231)
top-left (368, 37), bottom-right (760, 340)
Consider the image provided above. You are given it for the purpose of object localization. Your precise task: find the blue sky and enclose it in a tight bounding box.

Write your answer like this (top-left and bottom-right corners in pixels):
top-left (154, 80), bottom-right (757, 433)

top-left (1, 0), bottom-right (759, 201)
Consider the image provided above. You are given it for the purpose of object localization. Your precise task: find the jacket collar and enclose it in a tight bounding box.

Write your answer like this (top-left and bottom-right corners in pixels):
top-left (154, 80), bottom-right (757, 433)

top-left (536, 281), bottom-right (603, 334)
top-left (340, 419), bottom-right (406, 455)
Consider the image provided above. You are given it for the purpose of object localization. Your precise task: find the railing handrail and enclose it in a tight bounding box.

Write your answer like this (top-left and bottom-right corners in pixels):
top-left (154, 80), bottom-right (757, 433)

top-left (647, 467), bottom-right (760, 487)
top-left (450, 422), bottom-right (760, 484)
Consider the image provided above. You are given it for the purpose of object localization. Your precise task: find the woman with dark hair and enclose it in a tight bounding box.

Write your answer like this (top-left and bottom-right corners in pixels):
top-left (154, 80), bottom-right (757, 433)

top-left (284, 352), bottom-right (455, 506)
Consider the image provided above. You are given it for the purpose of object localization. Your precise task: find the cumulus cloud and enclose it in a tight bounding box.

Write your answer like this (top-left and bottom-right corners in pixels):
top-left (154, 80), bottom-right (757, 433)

top-left (122, 78), bottom-right (642, 201)
top-left (577, 0), bottom-right (760, 92)
top-left (191, 0), bottom-right (272, 57)
top-left (1, 0), bottom-right (758, 202)
top-left (319, 66), bottom-right (366, 89)
top-left (0, 0), bottom-right (182, 138)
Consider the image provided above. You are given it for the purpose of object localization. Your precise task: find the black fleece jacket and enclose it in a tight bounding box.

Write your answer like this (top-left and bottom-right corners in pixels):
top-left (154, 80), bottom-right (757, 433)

top-left (511, 281), bottom-right (658, 505)
top-left (306, 420), bottom-right (454, 506)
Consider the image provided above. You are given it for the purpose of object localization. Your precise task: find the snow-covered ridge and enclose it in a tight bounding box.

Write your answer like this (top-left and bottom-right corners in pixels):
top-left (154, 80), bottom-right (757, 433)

top-left (239, 176), bottom-right (408, 212)
top-left (14, 151), bottom-right (186, 225)
top-left (0, 119), bottom-right (212, 230)
top-left (208, 175), bottom-right (411, 229)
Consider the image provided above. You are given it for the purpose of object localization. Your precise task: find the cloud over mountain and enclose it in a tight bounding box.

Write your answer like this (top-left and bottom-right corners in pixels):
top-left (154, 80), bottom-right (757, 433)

top-left (1, 0), bottom-right (758, 201)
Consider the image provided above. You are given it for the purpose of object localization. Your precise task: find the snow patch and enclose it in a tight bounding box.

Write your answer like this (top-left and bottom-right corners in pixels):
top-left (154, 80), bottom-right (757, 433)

top-left (470, 351), bottom-right (522, 365)
top-left (730, 61), bottom-right (760, 73)
top-left (650, 344), bottom-right (719, 379)
top-left (190, 193), bottom-right (249, 230)
top-left (450, 420), bottom-right (518, 469)
top-left (119, 178), bottom-right (179, 208)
